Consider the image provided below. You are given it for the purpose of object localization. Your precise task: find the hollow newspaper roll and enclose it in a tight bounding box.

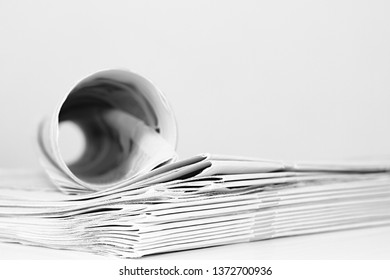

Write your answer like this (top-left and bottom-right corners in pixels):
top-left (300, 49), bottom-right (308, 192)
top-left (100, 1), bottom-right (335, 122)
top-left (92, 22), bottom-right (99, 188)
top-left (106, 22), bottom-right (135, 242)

top-left (37, 70), bottom-right (178, 194)
top-left (1, 69), bottom-right (390, 258)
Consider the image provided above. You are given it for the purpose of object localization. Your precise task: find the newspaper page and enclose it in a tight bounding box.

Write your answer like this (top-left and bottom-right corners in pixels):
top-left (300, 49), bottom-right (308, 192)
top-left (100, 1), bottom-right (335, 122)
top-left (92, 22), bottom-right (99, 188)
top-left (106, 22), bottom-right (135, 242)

top-left (0, 69), bottom-right (390, 258)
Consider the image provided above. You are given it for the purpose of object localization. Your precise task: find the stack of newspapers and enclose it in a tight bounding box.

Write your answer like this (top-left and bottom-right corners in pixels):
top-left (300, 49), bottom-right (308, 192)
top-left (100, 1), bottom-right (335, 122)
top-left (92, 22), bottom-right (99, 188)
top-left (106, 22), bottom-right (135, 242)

top-left (1, 70), bottom-right (390, 258)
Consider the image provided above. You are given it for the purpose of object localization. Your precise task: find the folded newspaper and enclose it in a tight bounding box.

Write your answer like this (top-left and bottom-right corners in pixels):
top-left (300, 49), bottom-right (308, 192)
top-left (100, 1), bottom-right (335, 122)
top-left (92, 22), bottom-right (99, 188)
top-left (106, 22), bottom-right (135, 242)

top-left (1, 70), bottom-right (390, 258)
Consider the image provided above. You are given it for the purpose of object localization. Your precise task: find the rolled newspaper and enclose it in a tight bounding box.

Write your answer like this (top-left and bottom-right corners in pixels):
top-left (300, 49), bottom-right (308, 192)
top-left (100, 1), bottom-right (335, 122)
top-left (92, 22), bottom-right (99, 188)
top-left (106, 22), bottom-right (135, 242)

top-left (37, 69), bottom-right (178, 194)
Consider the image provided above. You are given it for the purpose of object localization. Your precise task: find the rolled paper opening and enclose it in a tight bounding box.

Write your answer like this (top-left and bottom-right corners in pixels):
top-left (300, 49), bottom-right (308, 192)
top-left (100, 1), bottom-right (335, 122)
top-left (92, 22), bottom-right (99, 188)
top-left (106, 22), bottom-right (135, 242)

top-left (59, 120), bottom-right (86, 165)
top-left (56, 70), bottom-right (177, 185)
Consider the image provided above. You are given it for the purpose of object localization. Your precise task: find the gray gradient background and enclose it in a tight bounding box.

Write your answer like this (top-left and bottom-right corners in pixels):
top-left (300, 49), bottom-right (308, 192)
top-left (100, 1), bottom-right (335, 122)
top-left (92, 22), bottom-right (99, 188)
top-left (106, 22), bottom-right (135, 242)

top-left (0, 0), bottom-right (390, 259)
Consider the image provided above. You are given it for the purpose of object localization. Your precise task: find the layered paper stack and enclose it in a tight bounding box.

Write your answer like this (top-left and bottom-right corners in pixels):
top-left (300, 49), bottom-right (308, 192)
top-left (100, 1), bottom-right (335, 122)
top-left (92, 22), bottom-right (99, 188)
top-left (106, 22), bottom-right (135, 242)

top-left (1, 70), bottom-right (389, 258)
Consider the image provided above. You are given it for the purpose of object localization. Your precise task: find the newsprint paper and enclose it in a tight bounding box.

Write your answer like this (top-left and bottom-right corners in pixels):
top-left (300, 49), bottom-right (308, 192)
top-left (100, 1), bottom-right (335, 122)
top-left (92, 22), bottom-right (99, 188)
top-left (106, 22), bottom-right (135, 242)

top-left (1, 70), bottom-right (390, 258)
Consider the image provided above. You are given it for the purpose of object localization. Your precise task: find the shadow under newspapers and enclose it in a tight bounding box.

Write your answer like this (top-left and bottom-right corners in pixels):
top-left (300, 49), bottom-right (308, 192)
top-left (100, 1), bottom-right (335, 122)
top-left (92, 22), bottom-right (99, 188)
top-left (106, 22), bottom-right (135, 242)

top-left (1, 69), bottom-right (390, 258)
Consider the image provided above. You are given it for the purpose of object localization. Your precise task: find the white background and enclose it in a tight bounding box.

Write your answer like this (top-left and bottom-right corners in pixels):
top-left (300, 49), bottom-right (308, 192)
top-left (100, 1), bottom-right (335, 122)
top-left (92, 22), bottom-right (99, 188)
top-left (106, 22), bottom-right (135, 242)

top-left (0, 0), bottom-right (390, 260)
top-left (1, 0), bottom-right (390, 169)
